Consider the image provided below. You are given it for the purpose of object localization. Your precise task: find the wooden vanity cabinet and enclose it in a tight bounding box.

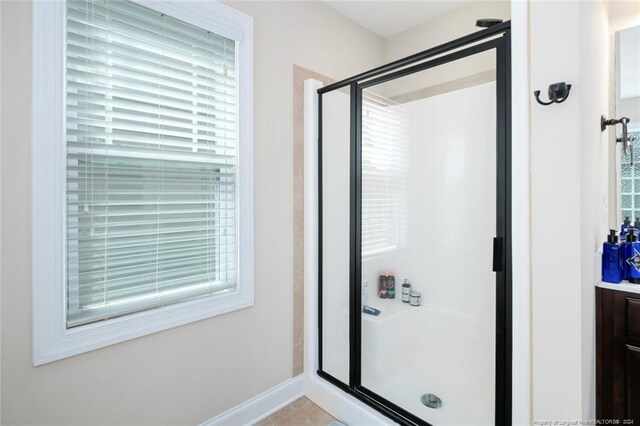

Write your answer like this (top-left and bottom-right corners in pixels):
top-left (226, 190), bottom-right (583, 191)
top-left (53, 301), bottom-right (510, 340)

top-left (596, 286), bottom-right (640, 421)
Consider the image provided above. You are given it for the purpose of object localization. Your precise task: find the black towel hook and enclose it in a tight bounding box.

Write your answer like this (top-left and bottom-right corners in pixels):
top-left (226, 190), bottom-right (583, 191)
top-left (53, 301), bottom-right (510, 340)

top-left (534, 82), bottom-right (572, 106)
top-left (602, 115), bottom-right (633, 164)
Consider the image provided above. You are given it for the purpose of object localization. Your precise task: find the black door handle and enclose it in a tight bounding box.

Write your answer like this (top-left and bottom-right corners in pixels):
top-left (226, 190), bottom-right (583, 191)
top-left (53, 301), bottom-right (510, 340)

top-left (493, 237), bottom-right (502, 272)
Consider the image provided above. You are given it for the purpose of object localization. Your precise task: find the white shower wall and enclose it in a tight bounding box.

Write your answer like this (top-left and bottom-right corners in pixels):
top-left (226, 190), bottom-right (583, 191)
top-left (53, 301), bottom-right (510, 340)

top-left (362, 81), bottom-right (497, 321)
top-left (360, 81), bottom-right (497, 424)
top-left (317, 80), bottom-right (498, 423)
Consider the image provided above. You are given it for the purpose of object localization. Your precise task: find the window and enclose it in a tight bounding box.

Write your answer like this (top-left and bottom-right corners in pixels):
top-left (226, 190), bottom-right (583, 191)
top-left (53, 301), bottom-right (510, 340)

top-left (361, 93), bottom-right (408, 257)
top-left (620, 128), bottom-right (640, 223)
top-left (33, 0), bottom-right (253, 364)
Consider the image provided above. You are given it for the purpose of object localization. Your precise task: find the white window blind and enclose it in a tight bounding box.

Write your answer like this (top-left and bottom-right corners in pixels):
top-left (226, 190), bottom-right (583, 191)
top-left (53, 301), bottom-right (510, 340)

top-left (65, 0), bottom-right (238, 327)
top-left (361, 93), bottom-right (408, 257)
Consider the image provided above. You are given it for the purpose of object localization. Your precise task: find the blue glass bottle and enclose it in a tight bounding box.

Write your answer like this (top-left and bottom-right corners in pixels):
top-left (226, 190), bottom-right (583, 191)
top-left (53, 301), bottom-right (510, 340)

top-left (621, 216), bottom-right (632, 240)
top-left (603, 230), bottom-right (623, 283)
top-left (623, 232), bottom-right (631, 280)
top-left (627, 229), bottom-right (640, 284)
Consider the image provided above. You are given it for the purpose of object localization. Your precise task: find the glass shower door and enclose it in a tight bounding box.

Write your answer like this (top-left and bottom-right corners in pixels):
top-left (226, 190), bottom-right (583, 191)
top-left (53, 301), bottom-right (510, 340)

top-left (316, 24), bottom-right (511, 426)
top-left (359, 49), bottom-right (501, 425)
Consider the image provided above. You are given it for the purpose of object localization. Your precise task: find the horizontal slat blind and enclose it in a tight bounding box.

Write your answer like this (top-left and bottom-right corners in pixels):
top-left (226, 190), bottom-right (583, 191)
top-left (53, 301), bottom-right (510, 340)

top-left (65, 0), bottom-right (238, 327)
top-left (361, 93), bottom-right (408, 258)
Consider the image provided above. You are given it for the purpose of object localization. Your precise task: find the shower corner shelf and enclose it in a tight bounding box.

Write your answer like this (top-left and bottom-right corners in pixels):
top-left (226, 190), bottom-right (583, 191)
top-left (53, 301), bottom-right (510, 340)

top-left (364, 298), bottom-right (420, 323)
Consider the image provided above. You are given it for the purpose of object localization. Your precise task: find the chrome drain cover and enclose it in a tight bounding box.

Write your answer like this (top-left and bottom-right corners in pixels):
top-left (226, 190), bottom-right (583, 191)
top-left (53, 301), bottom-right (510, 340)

top-left (421, 393), bottom-right (442, 409)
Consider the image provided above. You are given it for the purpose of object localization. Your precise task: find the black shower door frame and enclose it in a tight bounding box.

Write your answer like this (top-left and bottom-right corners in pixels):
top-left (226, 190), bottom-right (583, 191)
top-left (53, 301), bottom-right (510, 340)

top-left (316, 21), bottom-right (512, 426)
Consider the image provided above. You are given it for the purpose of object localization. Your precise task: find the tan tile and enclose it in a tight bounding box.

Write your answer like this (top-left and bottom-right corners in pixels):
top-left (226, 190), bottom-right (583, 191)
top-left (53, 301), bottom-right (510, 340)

top-left (287, 400), bottom-right (334, 425)
top-left (291, 66), bottom-right (336, 392)
top-left (290, 397), bottom-right (311, 409)
top-left (293, 322), bottom-right (303, 346)
top-left (257, 397), bottom-right (336, 426)
top-left (293, 96), bottom-right (303, 124)
top-left (293, 336), bottom-right (304, 355)
top-left (294, 206), bottom-right (304, 233)
top-left (261, 405), bottom-right (308, 426)
top-left (267, 404), bottom-right (298, 424)
top-left (254, 416), bottom-right (274, 426)
top-left (293, 232), bottom-right (304, 259)
top-left (293, 232), bottom-right (304, 258)
top-left (294, 175), bottom-right (304, 201)
top-left (293, 124), bottom-right (303, 145)
top-left (293, 142), bottom-right (304, 177)
top-left (293, 281), bottom-right (304, 322)
top-left (293, 278), bottom-right (304, 306)
top-left (292, 347), bottom-right (304, 375)
top-left (293, 251), bottom-right (304, 287)
top-left (299, 396), bottom-right (315, 406)
top-left (293, 293), bottom-right (304, 326)
top-left (293, 291), bottom-right (303, 311)
top-left (293, 183), bottom-right (304, 235)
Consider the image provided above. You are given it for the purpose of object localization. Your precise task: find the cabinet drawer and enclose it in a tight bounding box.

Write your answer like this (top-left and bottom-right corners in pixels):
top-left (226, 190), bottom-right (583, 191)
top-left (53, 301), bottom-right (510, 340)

top-left (626, 345), bottom-right (640, 420)
top-left (628, 298), bottom-right (640, 340)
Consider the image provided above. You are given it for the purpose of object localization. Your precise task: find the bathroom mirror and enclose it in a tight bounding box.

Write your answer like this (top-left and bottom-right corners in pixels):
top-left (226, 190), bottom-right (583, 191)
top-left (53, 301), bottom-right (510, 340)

top-left (611, 25), bottom-right (640, 228)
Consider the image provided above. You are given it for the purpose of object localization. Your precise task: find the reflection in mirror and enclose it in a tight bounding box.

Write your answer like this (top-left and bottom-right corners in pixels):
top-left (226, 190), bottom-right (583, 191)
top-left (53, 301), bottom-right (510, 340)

top-left (616, 25), bottom-right (640, 225)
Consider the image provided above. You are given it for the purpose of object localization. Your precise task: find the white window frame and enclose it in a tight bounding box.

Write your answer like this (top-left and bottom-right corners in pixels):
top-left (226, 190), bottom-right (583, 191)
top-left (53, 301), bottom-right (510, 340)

top-left (32, 0), bottom-right (254, 365)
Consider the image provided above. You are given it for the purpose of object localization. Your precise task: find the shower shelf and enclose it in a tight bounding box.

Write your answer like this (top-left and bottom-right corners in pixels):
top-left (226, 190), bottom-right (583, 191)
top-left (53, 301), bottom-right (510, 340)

top-left (364, 298), bottom-right (421, 323)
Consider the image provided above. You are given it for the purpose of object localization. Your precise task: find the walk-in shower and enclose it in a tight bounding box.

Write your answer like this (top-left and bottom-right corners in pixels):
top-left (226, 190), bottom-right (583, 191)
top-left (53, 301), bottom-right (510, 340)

top-left (315, 22), bottom-right (512, 425)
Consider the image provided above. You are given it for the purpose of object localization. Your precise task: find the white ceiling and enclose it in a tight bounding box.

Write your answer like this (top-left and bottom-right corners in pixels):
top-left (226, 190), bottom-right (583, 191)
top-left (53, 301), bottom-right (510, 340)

top-left (323, 1), bottom-right (467, 38)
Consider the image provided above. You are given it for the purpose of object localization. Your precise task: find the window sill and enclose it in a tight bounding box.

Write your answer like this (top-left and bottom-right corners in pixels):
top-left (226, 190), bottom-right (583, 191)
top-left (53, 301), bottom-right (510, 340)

top-left (34, 289), bottom-right (253, 366)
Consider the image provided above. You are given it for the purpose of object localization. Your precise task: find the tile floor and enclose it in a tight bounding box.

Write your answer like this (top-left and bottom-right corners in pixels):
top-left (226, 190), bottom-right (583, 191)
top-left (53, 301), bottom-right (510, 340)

top-left (254, 397), bottom-right (337, 426)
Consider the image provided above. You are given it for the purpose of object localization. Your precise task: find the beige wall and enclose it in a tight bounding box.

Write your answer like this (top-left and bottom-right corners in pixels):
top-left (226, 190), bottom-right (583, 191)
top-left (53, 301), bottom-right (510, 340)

top-left (608, 0), bottom-right (640, 33)
top-left (384, 1), bottom-right (510, 61)
top-left (380, 1), bottom-right (510, 98)
top-left (0, 1), bottom-right (382, 424)
top-left (3, 0), bottom-right (618, 422)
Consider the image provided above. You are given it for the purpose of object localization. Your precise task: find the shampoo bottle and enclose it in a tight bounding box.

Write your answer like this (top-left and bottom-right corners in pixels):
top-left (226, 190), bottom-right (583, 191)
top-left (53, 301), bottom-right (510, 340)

top-left (378, 274), bottom-right (387, 298)
top-left (627, 229), bottom-right (640, 284)
top-left (622, 216), bottom-right (632, 240)
top-left (402, 279), bottom-right (412, 303)
top-left (602, 230), bottom-right (623, 284)
top-left (623, 232), bottom-right (632, 280)
top-left (387, 272), bottom-right (396, 299)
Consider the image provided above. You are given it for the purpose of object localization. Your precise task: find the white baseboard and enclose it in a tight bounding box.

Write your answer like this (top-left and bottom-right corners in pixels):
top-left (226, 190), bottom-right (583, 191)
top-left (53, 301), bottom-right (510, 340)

top-left (199, 375), bottom-right (305, 426)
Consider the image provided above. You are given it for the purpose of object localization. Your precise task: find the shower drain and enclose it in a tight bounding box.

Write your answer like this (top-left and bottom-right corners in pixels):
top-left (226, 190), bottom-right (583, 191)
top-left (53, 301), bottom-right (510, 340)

top-left (421, 393), bottom-right (442, 409)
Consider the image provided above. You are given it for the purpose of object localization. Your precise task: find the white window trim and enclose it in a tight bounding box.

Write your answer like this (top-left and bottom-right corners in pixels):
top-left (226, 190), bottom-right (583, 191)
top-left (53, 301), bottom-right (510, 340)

top-left (32, 0), bottom-right (254, 366)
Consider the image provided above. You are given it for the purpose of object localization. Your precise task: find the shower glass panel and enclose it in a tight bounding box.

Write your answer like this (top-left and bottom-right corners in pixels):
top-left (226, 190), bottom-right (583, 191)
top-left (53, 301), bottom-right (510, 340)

top-left (360, 50), bottom-right (497, 426)
top-left (316, 23), bottom-right (511, 426)
top-left (320, 87), bottom-right (351, 384)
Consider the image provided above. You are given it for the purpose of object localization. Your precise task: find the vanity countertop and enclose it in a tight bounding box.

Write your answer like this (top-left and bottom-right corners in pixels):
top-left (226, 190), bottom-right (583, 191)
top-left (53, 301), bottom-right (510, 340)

top-left (597, 281), bottom-right (640, 295)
